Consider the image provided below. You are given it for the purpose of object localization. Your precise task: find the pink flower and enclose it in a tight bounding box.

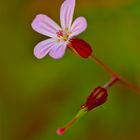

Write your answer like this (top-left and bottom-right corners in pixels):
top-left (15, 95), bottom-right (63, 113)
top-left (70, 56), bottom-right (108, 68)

top-left (31, 0), bottom-right (88, 59)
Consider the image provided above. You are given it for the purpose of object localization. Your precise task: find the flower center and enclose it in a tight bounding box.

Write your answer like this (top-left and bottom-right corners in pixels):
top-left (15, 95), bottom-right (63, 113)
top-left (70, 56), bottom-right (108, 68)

top-left (56, 28), bottom-right (70, 42)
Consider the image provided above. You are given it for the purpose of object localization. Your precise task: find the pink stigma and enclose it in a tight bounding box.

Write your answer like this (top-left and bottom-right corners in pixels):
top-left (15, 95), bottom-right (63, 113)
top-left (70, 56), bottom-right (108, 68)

top-left (56, 128), bottom-right (65, 136)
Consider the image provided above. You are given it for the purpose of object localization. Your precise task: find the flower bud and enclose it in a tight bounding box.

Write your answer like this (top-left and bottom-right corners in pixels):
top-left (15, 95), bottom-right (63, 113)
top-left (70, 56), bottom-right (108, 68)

top-left (81, 87), bottom-right (108, 111)
top-left (68, 38), bottom-right (92, 58)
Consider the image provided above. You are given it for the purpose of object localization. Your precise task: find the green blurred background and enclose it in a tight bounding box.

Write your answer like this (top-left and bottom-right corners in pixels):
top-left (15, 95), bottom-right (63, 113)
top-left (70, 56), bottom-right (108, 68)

top-left (0, 0), bottom-right (140, 140)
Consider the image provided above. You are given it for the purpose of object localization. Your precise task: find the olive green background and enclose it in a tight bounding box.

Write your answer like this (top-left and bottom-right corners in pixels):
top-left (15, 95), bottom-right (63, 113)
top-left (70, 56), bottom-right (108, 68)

top-left (0, 0), bottom-right (140, 140)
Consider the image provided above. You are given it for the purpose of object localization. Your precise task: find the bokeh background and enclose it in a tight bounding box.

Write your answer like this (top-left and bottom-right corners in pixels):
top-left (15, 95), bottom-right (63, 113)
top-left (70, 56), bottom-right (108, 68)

top-left (0, 0), bottom-right (140, 140)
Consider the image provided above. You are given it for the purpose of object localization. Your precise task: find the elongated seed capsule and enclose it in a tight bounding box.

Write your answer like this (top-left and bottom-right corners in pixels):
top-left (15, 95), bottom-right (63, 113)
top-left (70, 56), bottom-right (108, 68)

top-left (57, 87), bottom-right (108, 135)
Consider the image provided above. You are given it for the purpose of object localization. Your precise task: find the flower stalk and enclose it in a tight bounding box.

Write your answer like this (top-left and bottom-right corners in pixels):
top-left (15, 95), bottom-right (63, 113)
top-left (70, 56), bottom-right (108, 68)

top-left (91, 54), bottom-right (140, 94)
top-left (91, 54), bottom-right (116, 77)
top-left (103, 76), bottom-right (120, 89)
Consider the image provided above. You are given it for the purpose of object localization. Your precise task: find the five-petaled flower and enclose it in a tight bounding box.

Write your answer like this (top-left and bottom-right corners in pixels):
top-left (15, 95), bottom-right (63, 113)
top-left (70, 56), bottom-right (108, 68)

top-left (31, 0), bottom-right (92, 59)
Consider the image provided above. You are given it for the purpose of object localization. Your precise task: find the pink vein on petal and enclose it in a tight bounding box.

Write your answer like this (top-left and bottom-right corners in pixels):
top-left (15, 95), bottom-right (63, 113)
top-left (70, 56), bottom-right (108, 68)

top-left (49, 42), bottom-right (67, 59)
top-left (60, 0), bottom-right (75, 30)
top-left (31, 14), bottom-right (61, 38)
top-left (70, 17), bottom-right (87, 37)
top-left (34, 38), bottom-right (56, 59)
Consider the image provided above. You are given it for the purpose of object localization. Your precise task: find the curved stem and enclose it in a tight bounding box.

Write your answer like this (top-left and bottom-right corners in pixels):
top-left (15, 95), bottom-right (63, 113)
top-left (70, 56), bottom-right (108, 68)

top-left (103, 76), bottom-right (120, 89)
top-left (91, 54), bottom-right (116, 77)
top-left (91, 54), bottom-right (140, 95)
top-left (119, 78), bottom-right (140, 95)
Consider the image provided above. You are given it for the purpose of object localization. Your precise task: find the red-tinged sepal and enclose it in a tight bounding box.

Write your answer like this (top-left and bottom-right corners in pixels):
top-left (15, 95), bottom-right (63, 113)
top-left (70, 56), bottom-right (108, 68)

top-left (68, 38), bottom-right (92, 58)
top-left (81, 87), bottom-right (108, 111)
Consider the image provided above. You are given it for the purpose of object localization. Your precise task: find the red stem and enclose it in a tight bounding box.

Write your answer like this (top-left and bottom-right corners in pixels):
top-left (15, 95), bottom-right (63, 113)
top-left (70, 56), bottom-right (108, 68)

top-left (103, 76), bottom-right (119, 89)
top-left (91, 54), bottom-right (140, 95)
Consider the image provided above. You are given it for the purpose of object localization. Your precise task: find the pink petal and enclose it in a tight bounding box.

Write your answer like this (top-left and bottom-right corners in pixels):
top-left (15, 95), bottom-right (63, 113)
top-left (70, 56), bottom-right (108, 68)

top-left (60, 0), bottom-right (75, 30)
top-left (31, 14), bottom-right (61, 38)
top-left (49, 42), bottom-right (67, 59)
top-left (70, 17), bottom-right (87, 37)
top-left (34, 38), bottom-right (56, 59)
